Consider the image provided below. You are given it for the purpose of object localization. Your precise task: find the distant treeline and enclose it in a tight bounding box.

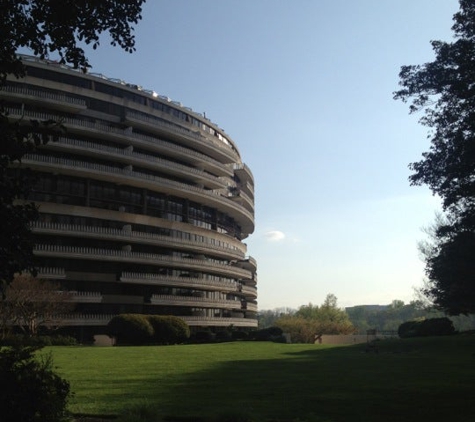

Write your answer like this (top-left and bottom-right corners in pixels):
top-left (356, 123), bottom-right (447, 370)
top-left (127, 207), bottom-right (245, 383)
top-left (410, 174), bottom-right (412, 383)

top-left (258, 300), bottom-right (475, 333)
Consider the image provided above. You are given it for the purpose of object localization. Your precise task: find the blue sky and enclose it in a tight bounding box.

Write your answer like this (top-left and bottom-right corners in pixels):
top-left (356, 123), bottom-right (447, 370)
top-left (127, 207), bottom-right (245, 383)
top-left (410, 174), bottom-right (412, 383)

top-left (33, 0), bottom-right (461, 309)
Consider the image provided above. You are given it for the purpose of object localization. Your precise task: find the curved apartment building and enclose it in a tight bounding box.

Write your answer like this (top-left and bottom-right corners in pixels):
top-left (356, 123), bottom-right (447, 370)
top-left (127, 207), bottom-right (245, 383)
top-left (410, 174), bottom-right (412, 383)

top-left (3, 55), bottom-right (257, 336)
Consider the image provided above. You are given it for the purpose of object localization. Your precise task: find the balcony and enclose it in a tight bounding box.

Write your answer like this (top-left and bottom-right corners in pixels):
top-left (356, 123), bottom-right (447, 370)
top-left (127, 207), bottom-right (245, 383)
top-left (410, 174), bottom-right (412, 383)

top-left (121, 272), bottom-right (246, 294)
top-left (68, 291), bottom-right (103, 303)
top-left (34, 244), bottom-right (254, 279)
top-left (5, 106), bottom-right (234, 177)
top-left (32, 222), bottom-right (245, 260)
top-left (47, 137), bottom-right (229, 190)
top-left (0, 84), bottom-right (87, 113)
top-left (123, 111), bottom-right (239, 164)
top-left (54, 313), bottom-right (258, 328)
top-left (150, 294), bottom-right (245, 310)
top-left (22, 153), bottom-right (255, 235)
top-left (36, 267), bottom-right (66, 279)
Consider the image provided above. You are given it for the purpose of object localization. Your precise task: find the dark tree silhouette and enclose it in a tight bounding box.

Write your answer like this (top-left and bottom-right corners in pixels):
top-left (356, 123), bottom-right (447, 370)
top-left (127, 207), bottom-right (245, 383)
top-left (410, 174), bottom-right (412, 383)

top-left (394, 0), bottom-right (475, 314)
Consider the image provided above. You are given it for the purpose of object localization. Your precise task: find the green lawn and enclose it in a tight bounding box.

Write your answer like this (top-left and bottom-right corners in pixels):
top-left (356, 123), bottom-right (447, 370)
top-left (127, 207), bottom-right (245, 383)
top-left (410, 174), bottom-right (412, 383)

top-left (46, 334), bottom-right (475, 422)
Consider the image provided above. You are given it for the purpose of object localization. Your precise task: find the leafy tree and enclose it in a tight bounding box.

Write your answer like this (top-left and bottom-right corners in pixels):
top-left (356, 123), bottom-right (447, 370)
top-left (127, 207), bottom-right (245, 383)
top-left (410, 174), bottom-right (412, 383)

top-left (394, 0), bottom-right (475, 314)
top-left (0, 274), bottom-right (74, 337)
top-left (0, 0), bottom-right (146, 287)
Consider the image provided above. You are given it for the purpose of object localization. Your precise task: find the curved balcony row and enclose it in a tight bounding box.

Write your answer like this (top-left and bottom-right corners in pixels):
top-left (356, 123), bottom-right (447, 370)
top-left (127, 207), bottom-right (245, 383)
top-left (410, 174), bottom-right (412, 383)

top-left (34, 244), bottom-right (254, 280)
top-left (46, 137), bottom-right (230, 190)
top-left (54, 314), bottom-right (258, 327)
top-left (0, 83), bottom-right (87, 113)
top-left (68, 291), bottom-right (103, 303)
top-left (36, 267), bottom-right (66, 278)
top-left (22, 154), bottom-right (255, 235)
top-left (123, 111), bottom-right (239, 164)
top-left (32, 222), bottom-right (246, 260)
top-left (150, 294), bottom-right (257, 312)
top-left (120, 272), bottom-right (257, 299)
top-left (6, 107), bottom-right (235, 178)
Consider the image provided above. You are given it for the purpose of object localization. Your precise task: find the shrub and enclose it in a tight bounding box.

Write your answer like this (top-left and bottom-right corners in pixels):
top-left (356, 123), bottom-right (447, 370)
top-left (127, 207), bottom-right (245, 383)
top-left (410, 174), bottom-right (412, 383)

top-left (0, 346), bottom-right (71, 422)
top-left (215, 330), bottom-right (233, 342)
top-left (249, 326), bottom-right (283, 341)
top-left (398, 317), bottom-right (455, 338)
top-left (193, 330), bottom-right (215, 343)
top-left (231, 330), bottom-right (248, 340)
top-left (147, 315), bottom-right (190, 345)
top-left (107, 314), bottom-right (154, 345)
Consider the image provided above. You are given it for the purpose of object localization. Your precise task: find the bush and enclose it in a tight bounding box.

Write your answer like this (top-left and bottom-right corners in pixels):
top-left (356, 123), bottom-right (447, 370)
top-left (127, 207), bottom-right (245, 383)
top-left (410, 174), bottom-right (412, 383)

top-left (107, 314), bottom-right (154, 345)
top-left (231, 330), bottom-right (249, 340)
top-left (398, 317), bottom-right (455, 338)
top-left (147, 315), bottom-right (190, 345)
top-left (0, 346), bottom-right (71, 422)
top-left (215, 330), bottom-right (233, 342)
top-left (249, 326), bottom-right (283, 341)
top-left (193, 330), bottom-right (215, 343)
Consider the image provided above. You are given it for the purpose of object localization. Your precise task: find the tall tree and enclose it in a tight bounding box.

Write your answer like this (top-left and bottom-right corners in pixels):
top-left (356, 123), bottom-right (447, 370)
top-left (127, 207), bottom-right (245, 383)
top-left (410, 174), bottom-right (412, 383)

top-left (394, 0), bottom-right (475, 315)
top-left (0, 0), bottom-right (146, 287)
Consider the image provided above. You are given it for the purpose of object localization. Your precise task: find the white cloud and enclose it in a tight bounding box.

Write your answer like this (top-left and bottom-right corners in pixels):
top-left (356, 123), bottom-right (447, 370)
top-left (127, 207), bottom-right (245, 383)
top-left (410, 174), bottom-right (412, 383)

top-left (264, 230), bottom-right (286, 242)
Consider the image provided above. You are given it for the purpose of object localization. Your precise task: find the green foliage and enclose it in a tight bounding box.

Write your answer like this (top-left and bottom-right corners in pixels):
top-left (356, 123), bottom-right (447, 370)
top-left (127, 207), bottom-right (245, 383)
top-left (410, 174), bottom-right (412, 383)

top-left (398, 317), bottom-right (456, 338)
top-left (0, 0), bottom-right (146, 81)
top-left (274, 294), bottom-right (354, 342)
top-left (107, 314), bottom-right (154, 346)
top-left (0, 346), bottom-right (71, 422)
top-left (249, 326), bottom-right (284, 341)
top-left (394, 1), bottom-right (475, 314)
top-left (147, 315), bottom-right (190, 345)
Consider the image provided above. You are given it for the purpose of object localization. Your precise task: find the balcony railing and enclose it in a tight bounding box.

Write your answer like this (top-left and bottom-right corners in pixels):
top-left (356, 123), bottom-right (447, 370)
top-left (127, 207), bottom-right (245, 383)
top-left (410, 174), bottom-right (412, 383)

top-left (68, 291), bottom-right (103, 303)
top-left (53, 313), bottom-right (257, 327)
top-left (0, 84), bottom-right (87, 111)
top-left (36, 267), bottom-right (66, 278)
top-left (121, 272), bottom-right (246, 293)
top-left (49, 137), bottom-right (228, 190)
top-left (125, 110), bottom-right (239, 161)
top-left (34, 244), bottom-right (253, 279)
top-left (32, 222), bottom-right (245, 259)
top-left (5, 106), bottom-right (234, 177)
top-left (150, 294), bottom-right (246, 310)
top-left (22, 153), bottom-right (255, 229)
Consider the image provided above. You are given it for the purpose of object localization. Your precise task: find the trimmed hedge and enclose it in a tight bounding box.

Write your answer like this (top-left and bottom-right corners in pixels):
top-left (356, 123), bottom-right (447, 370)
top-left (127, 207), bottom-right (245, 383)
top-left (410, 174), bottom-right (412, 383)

top-left (107, 314), bottom-right (190, 345)
top-left (249, 326), bottom-right (283, 341)
top-left (398, 317), bottom-right (455, 338)
top-left (147, 315), bottom-right (190, 345)
top-left (107, 314), bottom-right (154, 345)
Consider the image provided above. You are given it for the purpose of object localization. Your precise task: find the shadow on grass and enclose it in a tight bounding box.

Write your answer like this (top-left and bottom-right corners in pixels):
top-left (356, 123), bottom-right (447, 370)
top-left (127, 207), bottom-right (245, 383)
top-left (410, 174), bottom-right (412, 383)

top-left (148, 336), bottom-right (475, 422)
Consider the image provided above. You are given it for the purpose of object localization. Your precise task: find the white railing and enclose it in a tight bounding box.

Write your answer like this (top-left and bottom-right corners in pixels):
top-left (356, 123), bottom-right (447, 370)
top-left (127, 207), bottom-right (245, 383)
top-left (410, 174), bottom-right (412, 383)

top-left (150, 294), bottom-right (245, 309)
top-left (36, 267), bottom-right (66, 277)
top-left (121, 272), bottom-right (243, 291)
top-left (0, 84), bottom-right (86, 107)
top-left (50, 137), bottom-right (227, 188)
top-left (125, 110), bottom-right (238, 159)
top-left (34, 244), bottom-right (253, 279)
top-left (32, 222), bottom-right (245, 258)
top-left (54, 313), bottom-right (257, 327)
top-left (22, 153), bottom-right (254, 224)
top-left (5, 106), bottom-right (234, 176)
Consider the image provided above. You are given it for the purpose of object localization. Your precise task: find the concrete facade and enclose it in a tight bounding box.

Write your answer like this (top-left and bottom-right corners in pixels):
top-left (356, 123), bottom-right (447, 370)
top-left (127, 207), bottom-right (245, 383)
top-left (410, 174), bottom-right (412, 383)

top-left (4, 55), bottom-right (257, 336)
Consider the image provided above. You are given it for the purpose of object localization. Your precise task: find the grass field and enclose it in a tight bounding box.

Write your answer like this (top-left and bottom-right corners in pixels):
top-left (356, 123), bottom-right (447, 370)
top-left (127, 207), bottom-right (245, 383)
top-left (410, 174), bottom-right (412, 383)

top-left (45, 334), bottom-right (475, 422)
